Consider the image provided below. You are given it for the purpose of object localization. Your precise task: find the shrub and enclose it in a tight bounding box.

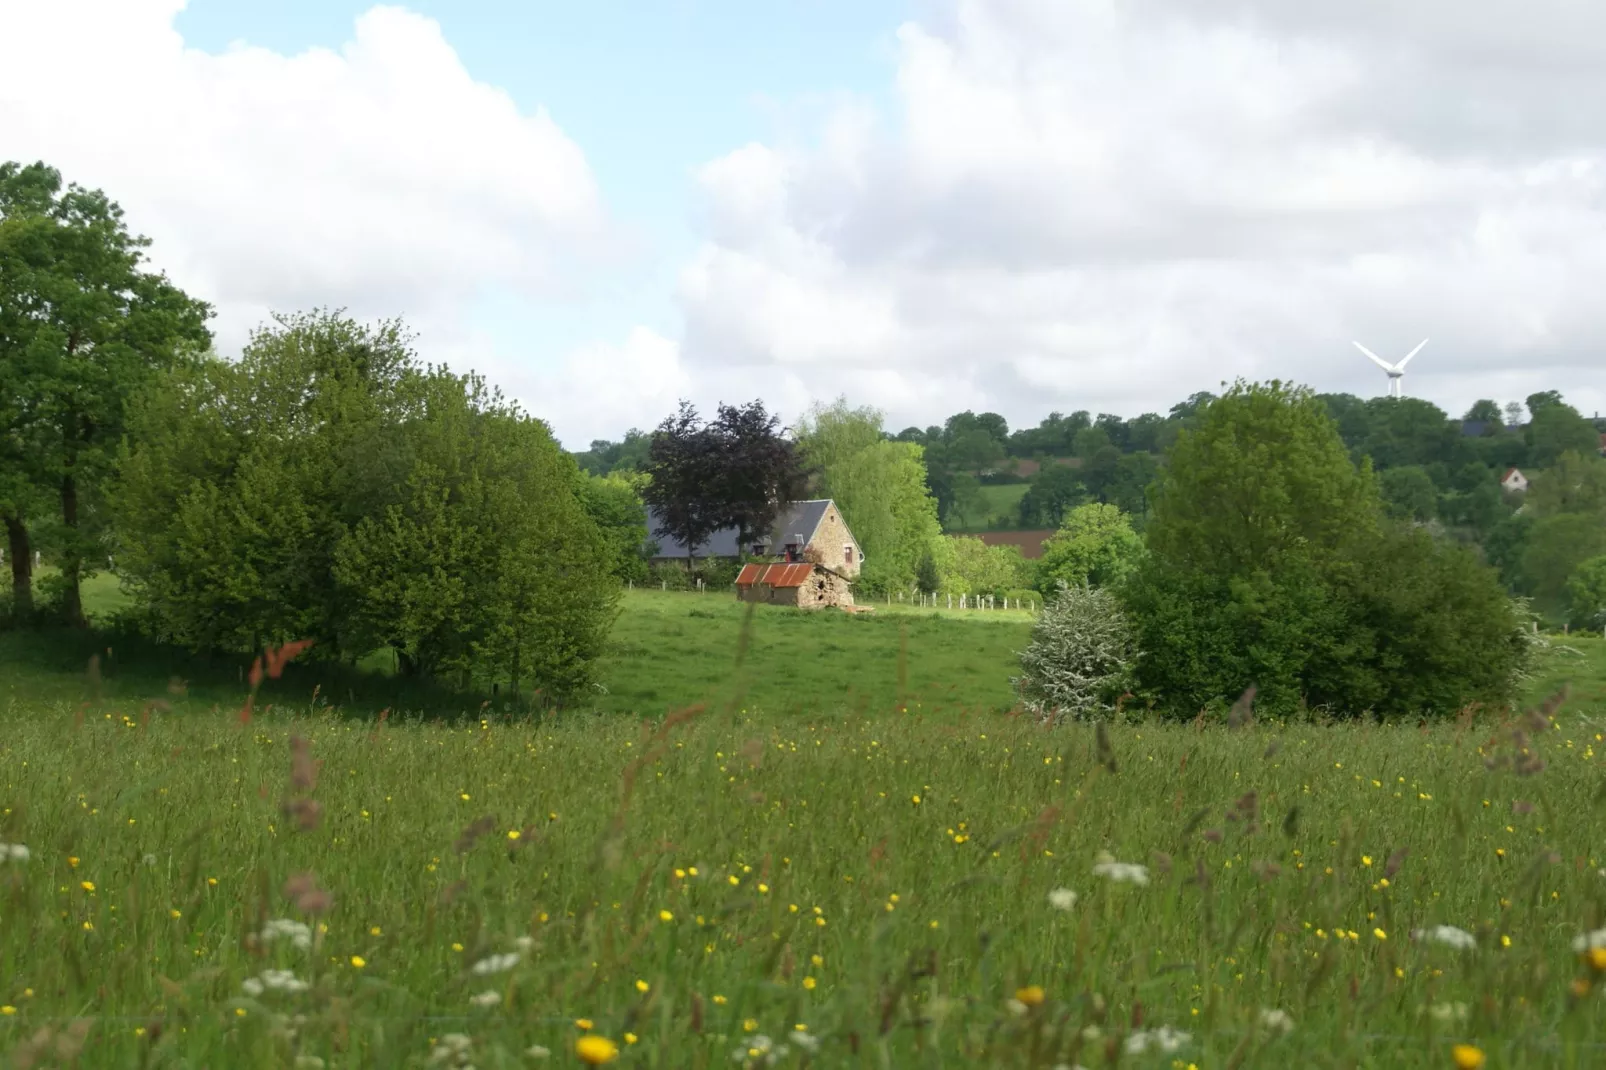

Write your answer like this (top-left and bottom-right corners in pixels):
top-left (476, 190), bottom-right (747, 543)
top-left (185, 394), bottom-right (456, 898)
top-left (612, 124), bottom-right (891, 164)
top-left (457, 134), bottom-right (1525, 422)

top-left (1036, 503), bottom-right (1144, 592)
top-left (1127, 381), bottom-right (1523, 719)
top-left (1012, 583), bottom-right (1138, 725)
top-left (1566, 555), bottom-right (1606, 632)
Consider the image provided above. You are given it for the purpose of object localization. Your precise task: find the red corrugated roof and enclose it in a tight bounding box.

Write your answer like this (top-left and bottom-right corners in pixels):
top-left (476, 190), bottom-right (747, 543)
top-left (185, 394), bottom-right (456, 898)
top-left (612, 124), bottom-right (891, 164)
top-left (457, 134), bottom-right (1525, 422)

top-left (735, 562), bottom-right (818, 588)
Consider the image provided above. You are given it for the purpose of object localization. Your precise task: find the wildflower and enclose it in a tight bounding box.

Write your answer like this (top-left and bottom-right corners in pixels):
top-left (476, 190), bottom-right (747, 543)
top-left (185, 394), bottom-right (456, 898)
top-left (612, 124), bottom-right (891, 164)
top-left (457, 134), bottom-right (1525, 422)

top-left (0, 843), bottom-right (28, 862)
top-left (575, 1035), bottom-right (619, 1065)
top-left (1412, 926), bottom-right (1477, 951)
top-left (1587, 947), bottom-right (1606, 972)
top-left (80, 881), bottom-right (95, 893)
top-left (430, 1033), bottom-right (474, 1065)
top-left (743, 1018), bottom-right (758, 1032)
top-left (1374, 928), bottom-right (1388, 941)
top-left (1451, 1044), bottom-right (1485, 1069)
top-left (1426, 1002), bottom-right (1469, 1023)
top-left (470, 952), bottom-right (521, 976)
top-left (260, 918), bottom-right (313, 950)
top-left (1123, 1026), bottom-right (1191, 1054)
top-left (526, 1045), bottom-right (551, 1059)
top-left (624, 1033), bottom-right (638, 1045)
top-left (713, 995), bottom-right (728, 1005)
top-left (790, 1030), bottom-right (820, 1053)
top-left (576, 1018), bottom-right (594, 1030)
top-left (515, 935), bottom-right (535, 951)
top-left (469, 989), bottom-right (502, 1007)
top-left (1572, 928), bottom-right (1606, 952)
top-left (802, 976), bottom-right (817, 990)
top-left (1092, 861), bottom-right (1149, 886)
top-left (1259, 1008), bottom-right (1294, 1035)
top-left (1015, 985), bottom-right (1046, 1007)
top-left (659, 910), bottom-right (674, 922)
top-left (1048, 887), bottom-right (1078, 911)
top-left (349, 955), bottom-right (366, 969)
top-left (635, 979), bottom-right (649, 993)
top-left (0, 1006), bottom-right (13, 1016)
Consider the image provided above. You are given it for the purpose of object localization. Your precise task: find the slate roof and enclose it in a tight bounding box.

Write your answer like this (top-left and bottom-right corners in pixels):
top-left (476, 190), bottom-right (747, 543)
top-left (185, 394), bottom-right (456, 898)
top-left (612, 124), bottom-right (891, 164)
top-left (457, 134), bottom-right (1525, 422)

top-left (647, 500), bottom-right (834, 559)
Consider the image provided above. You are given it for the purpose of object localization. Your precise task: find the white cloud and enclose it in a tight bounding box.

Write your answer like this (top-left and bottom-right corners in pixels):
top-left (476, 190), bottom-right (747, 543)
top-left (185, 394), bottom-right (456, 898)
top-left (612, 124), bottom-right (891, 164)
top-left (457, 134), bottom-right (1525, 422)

top-left (0, 0), bottom-right (608, 361)
top-left (674, 0), bottom-right (1606, 429)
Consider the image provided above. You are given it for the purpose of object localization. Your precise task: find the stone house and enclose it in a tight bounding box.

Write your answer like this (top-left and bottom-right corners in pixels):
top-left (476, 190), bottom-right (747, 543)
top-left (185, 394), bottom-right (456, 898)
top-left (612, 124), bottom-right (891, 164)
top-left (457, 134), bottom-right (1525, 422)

top-left (735, 561), bottom-right (856, 609)
top-left (646, 499), bottom-right (863, 577)
top-left (1501, 467), bottom-right (1529, 494)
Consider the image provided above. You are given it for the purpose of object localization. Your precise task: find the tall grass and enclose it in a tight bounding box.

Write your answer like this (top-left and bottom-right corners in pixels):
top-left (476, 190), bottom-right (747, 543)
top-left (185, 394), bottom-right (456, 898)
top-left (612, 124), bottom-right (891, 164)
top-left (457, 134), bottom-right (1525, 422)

top-left (5, 678), bottom-right (1606, 1064)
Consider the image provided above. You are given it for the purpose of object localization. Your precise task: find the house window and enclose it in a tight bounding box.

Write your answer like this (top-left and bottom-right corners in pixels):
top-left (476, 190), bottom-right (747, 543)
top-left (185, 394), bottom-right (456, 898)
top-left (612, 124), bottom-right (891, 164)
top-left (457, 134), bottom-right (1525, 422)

top-left (752, 543), bottom-right (767, 557)
top-left (784, 543), bottom-right (799, 561)
top-left (844, 545), bottom-right (854, 564)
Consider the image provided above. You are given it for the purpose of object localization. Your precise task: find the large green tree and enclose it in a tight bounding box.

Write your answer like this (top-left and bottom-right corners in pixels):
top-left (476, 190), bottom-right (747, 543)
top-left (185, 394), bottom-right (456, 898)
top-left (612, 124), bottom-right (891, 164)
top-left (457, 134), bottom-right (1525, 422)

top-left (115, 310), bottom-right (616, 698)
top-left (0, 161), bottom-right (212, 624)
top-left (795, 399), bottom-right (943, 593)
top-left (1036, 503), bottom-right (1144, 592)
top-left (1526, 400), bottom-right (1599, 468)
top-left (1127, 380), bottom-right (1520, 718)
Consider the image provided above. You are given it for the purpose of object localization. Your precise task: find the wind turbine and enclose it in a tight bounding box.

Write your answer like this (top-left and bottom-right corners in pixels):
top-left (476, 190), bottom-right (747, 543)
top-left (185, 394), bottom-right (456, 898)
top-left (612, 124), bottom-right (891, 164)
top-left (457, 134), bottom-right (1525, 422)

top-left (1353, 338), bottom-right (1428, 398)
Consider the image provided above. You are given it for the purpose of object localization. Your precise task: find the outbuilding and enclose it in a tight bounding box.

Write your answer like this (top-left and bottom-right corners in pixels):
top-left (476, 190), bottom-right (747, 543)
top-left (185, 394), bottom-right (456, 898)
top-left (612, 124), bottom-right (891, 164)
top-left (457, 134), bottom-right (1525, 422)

top-left (735, 562), bottom-right (855, 610)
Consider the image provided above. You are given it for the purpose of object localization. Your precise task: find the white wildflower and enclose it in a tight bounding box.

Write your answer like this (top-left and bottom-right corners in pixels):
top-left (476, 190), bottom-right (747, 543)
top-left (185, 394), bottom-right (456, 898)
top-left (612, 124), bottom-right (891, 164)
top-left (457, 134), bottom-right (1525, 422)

top-left (1005, 998), bottom-right (1028, 1016)
top-left (1123, 1026), bottom-right (1190, 1054)
top-left (1412, 925), bottom-right (1477, 950)
top-left (143, 853), bottom-right (157, 866)
top-left (430, 1033), bottom-right (474, 1065)
top-left (469, 989), bottom-right (502, 1008)
top-left (731, 1034), bottom-right (789, 1066)
top-left (514, 935), bottom-right (535, 952)
top-left (261, 918), bottom-right (314, 951)
top-left (1079, 1025), bottom-right (1102, 1042)
top-left (242, 977), bottom-right (265, 997)
top-left (470, 951), bottom-right (521, 976)
top-left (260, 969), bottom-right (308, 993)
top-left (1572, 928), bottom-right (1606, 952)
top-left (525, 1044), bottom-right (551, 1060)
top-left (789, 1030), bottom-right (819, 1053)
top-left (1426, 1001), bottom-right (1470, 1023)
top-left (1258, 1008), bottom-right (1294, 1035)
top-left (1048, 887), bottom-right (1078, 911)
top-left (0, 843), bottom-right (28, 862)
top-left (1092, 860), bottom-right (1149, 886)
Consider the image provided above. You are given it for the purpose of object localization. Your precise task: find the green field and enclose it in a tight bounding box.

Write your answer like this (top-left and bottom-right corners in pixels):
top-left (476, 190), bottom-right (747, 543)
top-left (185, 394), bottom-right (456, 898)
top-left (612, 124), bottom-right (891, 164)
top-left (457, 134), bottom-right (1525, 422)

top-left (948, 483), bottom-right (1031, 533)
top-left (4, 594), bottom-right (1606, 1066)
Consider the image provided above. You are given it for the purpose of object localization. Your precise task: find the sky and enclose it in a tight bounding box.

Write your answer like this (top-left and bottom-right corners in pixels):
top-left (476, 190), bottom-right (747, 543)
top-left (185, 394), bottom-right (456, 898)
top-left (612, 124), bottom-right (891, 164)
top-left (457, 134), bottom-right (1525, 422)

top-left (3, 0), bottom-right (1605, 448)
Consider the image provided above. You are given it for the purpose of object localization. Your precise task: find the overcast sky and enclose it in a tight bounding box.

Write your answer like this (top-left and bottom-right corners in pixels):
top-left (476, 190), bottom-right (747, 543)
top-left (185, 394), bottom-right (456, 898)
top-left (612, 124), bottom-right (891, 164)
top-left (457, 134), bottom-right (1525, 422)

top-left (4, 0), bottom-right (1604, 447)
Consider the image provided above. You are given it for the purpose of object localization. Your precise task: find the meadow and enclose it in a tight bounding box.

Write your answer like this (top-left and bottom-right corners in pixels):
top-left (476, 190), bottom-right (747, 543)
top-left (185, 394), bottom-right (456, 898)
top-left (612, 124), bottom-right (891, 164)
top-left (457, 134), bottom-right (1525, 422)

top-left (948, 484), bottom-right (1031, 533)
top-left (4, 590), bottom-right (1606, 1067)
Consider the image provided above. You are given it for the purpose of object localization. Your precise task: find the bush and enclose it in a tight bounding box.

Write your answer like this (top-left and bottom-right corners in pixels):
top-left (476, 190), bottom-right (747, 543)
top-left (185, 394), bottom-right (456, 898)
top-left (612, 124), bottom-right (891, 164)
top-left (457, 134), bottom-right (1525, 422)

top-left (1012, 583), bottom-right (1138, 725)
top-left (1566, 555), bottom-right (1606, 632)
top-left (1036, 503), bottom-right (1144, 592)
top-left (1126, 381), bottom-right (1524, 719)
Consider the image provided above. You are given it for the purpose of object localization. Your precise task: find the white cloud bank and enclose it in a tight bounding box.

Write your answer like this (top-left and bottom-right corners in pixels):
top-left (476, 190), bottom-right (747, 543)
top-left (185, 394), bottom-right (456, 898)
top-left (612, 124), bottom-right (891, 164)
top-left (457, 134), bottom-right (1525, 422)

top-left (0, 0), bottom-right (607, 407)
top-left (672, 0), bottom-right (1606, 433)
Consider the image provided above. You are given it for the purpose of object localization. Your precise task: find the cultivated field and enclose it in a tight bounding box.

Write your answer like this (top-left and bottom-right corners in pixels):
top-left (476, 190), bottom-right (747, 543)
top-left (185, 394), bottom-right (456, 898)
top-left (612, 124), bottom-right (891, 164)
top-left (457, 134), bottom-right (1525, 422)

top-left (3, 594), bottom-right (1606, 1067)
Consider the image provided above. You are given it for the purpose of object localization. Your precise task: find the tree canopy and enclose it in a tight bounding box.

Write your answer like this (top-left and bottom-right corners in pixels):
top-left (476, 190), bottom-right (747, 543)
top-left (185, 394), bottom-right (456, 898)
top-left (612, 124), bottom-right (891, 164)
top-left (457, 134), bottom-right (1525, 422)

top-left (0, 159), bottom-right (212, 622)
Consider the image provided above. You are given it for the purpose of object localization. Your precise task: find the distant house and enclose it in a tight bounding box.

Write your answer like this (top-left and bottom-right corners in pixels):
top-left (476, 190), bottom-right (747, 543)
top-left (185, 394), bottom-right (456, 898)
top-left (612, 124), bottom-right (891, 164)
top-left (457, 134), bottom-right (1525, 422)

top-left (1501, 468), bottom-right (1529, 494)
top-left (1459, 419), bottom-right (1492, 438)
top-left (646, 499), bottom-right (863, 578)
top-left (978, 530), bottom-right (1056, 559)
top-left (735, 561), bottom-right (855, 609)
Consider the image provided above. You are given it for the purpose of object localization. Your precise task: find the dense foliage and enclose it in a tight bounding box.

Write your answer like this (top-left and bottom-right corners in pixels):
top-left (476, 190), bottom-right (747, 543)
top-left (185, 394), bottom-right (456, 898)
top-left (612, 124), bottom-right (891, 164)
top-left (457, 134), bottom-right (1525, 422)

top-left (114, 311), bottom-right (617, 699)
top-left (0, 160), bottom-right (212, 622)
top-left (641, 400), bottom-right (806, 567)
top-left (794, 399), bottom-right (944, 594)
top-left (1036, 503), bottom-right (1145, 592)
top-left (1125, 381), bottom-right (1524, 719)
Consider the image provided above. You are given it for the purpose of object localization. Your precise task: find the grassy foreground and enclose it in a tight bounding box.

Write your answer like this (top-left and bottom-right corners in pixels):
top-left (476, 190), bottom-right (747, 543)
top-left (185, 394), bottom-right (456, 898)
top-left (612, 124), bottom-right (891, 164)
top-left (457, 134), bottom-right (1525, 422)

top-left (5, 670), bottom-right (1606, 1065)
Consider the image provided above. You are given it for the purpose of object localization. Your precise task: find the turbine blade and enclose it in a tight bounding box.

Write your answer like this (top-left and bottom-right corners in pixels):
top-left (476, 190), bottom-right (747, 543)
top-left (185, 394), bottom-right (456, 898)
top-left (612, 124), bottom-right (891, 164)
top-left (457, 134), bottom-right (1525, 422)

top-left (1395, 338), bottom-right (1429, 369)
top-left (1353, 341), bottom-right (1396, 373)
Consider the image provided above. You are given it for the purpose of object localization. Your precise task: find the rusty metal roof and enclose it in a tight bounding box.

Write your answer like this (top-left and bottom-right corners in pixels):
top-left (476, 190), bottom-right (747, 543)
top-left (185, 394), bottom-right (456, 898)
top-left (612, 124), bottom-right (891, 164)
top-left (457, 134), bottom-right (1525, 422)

top-left (735, 562), bottom-right (818, 588)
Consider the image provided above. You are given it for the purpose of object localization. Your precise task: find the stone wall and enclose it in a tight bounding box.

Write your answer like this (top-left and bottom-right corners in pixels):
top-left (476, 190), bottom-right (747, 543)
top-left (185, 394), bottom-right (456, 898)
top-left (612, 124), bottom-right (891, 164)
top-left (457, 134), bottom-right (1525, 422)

top-left (805, 503), bottom-right (862, 578)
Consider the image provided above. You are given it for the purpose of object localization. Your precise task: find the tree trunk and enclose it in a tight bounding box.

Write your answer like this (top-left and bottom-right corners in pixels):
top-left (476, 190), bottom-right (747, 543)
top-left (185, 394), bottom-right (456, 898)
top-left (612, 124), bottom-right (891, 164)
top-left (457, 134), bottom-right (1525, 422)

top-left (60, 470), bottom-right (86, 627)
top-left (3, 511), bottom-right (32, 616)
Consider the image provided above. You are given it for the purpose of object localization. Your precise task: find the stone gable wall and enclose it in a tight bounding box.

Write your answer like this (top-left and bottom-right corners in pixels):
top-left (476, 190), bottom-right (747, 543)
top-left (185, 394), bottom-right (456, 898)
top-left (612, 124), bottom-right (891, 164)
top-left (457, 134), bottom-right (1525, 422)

top-left (806, 504), bottom-right (862, 577)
